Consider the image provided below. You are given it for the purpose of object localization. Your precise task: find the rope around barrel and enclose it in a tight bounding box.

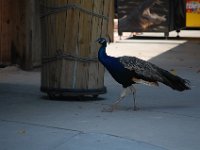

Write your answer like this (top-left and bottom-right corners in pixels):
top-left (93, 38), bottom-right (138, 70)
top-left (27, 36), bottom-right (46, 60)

top-left (42, 49), bottom-right (98, 64)
top-left (40, 2), bottom-right (108, 64)
top-left (40, 3), bottom-right (109, 21)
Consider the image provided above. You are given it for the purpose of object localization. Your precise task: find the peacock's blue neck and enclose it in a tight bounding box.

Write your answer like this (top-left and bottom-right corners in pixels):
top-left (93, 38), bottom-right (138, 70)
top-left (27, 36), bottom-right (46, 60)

top-left (98, 46), bottom-right (108, 63)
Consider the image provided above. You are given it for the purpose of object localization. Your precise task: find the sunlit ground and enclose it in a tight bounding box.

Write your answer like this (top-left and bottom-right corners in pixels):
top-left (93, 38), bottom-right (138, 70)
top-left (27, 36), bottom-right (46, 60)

top-left (108, 30), bottom-right (200, 61)
top-left (107, 40), bottom-right (186, 60)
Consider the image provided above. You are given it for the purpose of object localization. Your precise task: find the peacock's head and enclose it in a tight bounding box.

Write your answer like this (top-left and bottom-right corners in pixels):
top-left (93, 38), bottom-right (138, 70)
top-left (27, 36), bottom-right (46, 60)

top-left (96, 38), bottom-right (107, 47)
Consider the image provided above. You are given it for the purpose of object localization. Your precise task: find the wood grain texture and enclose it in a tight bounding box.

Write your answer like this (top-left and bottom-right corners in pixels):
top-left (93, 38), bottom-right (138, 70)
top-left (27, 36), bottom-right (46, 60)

top-left (0, 0), bottom-right (41, 69)
top-left (41, 0), bottom-right (114, 95)
top-left (0, 0), bottom-right (12, 65)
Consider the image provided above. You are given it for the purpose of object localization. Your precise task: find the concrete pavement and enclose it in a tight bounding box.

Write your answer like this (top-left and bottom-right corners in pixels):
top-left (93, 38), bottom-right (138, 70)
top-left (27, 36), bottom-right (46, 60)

top-left (0, 31), bottom-right (200, 150)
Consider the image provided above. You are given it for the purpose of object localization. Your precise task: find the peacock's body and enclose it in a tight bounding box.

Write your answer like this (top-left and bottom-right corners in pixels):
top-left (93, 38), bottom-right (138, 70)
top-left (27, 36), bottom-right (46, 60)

top-left (97, 38), bottom-right (190, 111)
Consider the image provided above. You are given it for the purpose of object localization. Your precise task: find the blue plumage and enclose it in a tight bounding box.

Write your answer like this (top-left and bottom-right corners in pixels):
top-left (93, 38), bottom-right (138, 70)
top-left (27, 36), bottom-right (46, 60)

top-left (98, 45), bottom-right (135, 88)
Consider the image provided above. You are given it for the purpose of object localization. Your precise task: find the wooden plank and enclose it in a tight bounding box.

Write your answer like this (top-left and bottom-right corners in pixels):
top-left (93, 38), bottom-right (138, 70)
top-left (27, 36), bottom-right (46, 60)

top-left (75, 0), bottom-right (93, 89)
top-left (31, 0), bottom-right (42, 67)
top-left (41, 0), bottom-right (49, 88)
top-left (101, 0), bottom-right (110, 38)
top-left (49, 0), bottom-right (55, 88)
top-left (0, 0), bottom-right (2, 64)
top-left (41, 0), bottom-right (45, 88)
top-left (24, 0), bottom-right (33, 69)
top-left (63, 0), bottom-right (81, 89)
top-left (0, 0), bottom-right (1, 64)
top-left (88, 0), bottom-right (104, 89)
top-left (0, 0), bottom-right (12, 65)
top-left (55, 0), bottom-right (65, 89)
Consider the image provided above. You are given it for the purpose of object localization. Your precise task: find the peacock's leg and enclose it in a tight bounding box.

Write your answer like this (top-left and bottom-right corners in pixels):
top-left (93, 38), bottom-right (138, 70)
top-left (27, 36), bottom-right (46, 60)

top-left (131, 85), bottom-right (139, 111)
top-left (132, 85), bottom-right (137, 111)
top-left (102, 87), bottom-right (133, 112)
top-left (110, 95), bottom-right (125, 110)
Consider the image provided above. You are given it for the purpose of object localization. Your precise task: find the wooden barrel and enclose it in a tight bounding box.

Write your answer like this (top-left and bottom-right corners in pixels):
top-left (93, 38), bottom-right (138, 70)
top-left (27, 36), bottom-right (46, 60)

top-left (40, 0), bottom-right (113, 97)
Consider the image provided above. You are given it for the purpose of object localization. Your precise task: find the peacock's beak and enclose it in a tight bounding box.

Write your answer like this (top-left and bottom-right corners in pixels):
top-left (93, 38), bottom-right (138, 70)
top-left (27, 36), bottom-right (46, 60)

top-left (96, 38), bottom-right (101, 42)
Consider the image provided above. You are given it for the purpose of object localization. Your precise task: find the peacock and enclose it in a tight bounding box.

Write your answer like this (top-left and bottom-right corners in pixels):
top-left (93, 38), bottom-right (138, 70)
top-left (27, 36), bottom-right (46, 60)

top-left (96, 38), bottom-right (190, 111)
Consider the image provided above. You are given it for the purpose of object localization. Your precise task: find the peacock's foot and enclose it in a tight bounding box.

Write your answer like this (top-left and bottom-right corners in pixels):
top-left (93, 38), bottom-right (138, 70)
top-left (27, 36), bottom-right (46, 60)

top-left (101, 106), bottom-right (115, 112)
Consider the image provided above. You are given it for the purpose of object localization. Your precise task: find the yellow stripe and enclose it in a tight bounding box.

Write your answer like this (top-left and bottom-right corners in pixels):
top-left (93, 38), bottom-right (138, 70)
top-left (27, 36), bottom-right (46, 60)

top-left (186, 13), bottom-right (200, 27)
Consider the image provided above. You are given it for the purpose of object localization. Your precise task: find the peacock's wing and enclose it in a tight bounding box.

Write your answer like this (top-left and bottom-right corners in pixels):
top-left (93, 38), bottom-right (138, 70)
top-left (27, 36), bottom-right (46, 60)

top-left (119, 56), bottom-right (164, 83)
top-left (119, 56), bottom-right (190, 91)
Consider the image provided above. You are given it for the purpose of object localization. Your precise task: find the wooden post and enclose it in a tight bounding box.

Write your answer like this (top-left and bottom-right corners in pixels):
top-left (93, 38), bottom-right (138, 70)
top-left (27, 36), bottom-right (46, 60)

top-left (0, 0), bottom-right (41, 69)
top-left (40, 0), bottom-right (114, 97)
top-left (0, 0), bottom-right (12, 66)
